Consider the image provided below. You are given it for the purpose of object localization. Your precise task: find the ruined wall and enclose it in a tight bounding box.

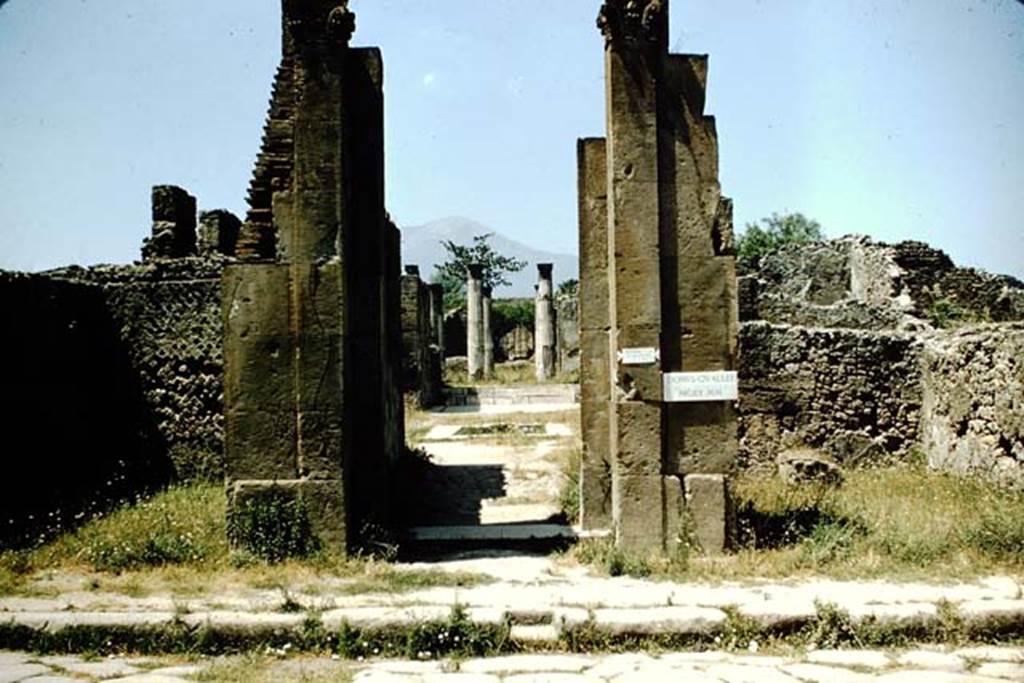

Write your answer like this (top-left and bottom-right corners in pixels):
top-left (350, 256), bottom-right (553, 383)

top-left (738, 322), bottom-right (923, 470)
top-left (400, 269), bottom-right (442, 406)
top-left (745, 236), bottom-right (1024, 330)
top-left (921, 323), bottom-right (1024, 487)
top-left (48, 260), bottom-right (226, 479)
top-left (0, 272), bottom-right (174, 545)
top-left (736, 235), bottom-right (1024, 486)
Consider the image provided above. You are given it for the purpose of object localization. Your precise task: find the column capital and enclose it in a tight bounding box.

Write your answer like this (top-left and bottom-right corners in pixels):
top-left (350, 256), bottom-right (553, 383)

top-left (284, 0), bottom-right (355, 51)
top-left (597, 0), bottom-right (667, 50)
top-left (467, 263), bottom-right (485, 280)
top-left (537, 263), bottom-right (554, 279)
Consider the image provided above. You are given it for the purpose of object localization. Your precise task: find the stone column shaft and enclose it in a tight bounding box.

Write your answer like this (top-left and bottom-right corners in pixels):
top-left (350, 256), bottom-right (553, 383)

top-left (466, 264), bottom-right (485, 381)
top-left (535, 263), bottom-right (556, 380)
top-left (482, 287), bottom-right (494, 379)
top-left (428, 283), bottom-right (445, 357)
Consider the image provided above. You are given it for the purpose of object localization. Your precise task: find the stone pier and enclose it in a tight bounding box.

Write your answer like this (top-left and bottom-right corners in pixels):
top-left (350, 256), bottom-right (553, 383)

top-left (223, 0), bottom-right (400, 554)
top-left (535, 263), bottom-right (556, 381)
top-left (577, 138), bottom-right (612, 529)
top-left (578, 0), bottom-right (739, 554)
top-left (143, 186), bottom-right (197, 261)
top-left (482, 286), bottom-right (495, 379)
top-left (428, 283), bottom-right (445, 358)
top-left (466, 264), bottom-right (485, 382)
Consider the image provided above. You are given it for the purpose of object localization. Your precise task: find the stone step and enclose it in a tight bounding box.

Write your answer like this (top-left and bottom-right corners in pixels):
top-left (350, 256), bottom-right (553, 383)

top-left (443, 384), bottom-right (580, 406)
top-left (405, 524), bottom-right (576, 543)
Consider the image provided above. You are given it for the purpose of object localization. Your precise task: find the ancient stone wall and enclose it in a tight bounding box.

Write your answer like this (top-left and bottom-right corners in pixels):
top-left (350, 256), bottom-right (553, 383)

top-left (400, 268), bottom-right (442, 407)
top-left (738, 322), bottom-right (923, 470)
top-left (745, 236), bottom-right (1024, 330)
top-left (47, 260), bottom-right (226, 480)
top-left (555, 295), bottom-right (580, 377)
top-left (920, 323), bottom-right (1024, 487)
top-left (0, 271), bottom-right (181, 545)
top-left (737, 235), bottom-right (1024, 487)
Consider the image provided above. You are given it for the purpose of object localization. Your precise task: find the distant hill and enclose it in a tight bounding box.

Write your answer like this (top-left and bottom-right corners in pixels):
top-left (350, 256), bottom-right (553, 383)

top-left (400, 216), bottom-right (578, 298)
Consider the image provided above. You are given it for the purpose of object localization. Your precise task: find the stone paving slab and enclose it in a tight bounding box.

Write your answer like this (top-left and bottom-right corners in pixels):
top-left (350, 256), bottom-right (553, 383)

top-left (5, 648), bottom-right (1024, 683)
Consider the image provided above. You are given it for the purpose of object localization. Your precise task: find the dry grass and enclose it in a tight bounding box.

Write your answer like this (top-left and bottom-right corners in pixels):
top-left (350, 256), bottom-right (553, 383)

top-left (571, 463), bottom-right (1024, 582)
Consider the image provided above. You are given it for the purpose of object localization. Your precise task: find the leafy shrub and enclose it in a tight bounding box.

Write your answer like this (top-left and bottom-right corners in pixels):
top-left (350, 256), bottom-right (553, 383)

top-left (737, 212), bottom-right (824, 272)
top-left (228, 488), bottom-right (319, 563)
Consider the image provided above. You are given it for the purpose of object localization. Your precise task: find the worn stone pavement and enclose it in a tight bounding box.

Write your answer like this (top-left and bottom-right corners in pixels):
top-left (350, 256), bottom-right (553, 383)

top-left (3, 396), bottom-right (1023, 681)
top-left (2, 646), bottom-right (1023, 682)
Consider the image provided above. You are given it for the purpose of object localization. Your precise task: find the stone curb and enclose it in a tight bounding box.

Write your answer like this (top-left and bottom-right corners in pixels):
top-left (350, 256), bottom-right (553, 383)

top-left (2, 599), bottom-right (1022, 654)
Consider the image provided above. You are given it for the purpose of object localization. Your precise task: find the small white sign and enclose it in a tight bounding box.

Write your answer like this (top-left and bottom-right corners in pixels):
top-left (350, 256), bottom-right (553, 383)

top-left (618, 347), bottom-right (659, 365)
top-left (663, 371), bottom-right (739, 403)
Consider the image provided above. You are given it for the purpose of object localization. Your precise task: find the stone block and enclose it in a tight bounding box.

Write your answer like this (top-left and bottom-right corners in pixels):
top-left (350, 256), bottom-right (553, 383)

top-left (581, 401), bottom-right (610, 468)
top-left (579, 329), bottom-right (610, 403)
top-left (615, 401), bottom-right (662, 475)
top-left (224, 409), bottom-right (297, 480)
top-left (614, 259), bottom-right (662, 327)
top-left (580, 464), bottom-right (612, 530)
top-left (614, 474), bottom-right (665, 552)
top-left (223, 264), bottom-right (294, 412)
top-left (664, 403), bottom-right (738, 475)
top-left (296, 411), bottom-right (344, 480)
top-left (684, 474), bottom-right (730, 554)
top-left (662, 475), bottom-right (686, 551)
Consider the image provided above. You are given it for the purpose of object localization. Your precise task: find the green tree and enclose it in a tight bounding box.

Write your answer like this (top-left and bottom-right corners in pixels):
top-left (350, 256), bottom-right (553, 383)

top-left (432, 233), bottom-right (527, 310)
top-left (737, 212), bottom-right (824, 272)
top-left (557, 278), bottom-right (579, 297)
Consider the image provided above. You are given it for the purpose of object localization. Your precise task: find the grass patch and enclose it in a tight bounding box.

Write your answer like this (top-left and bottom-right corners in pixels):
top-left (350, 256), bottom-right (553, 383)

top-left (0, 483), bottom-right (489, 598)
top-left (22, 483), bottom-right (228, 574)
top-left (337, 605), bottom-right (509, 660)
top-left (570, 464), bottom-right (1024, 581)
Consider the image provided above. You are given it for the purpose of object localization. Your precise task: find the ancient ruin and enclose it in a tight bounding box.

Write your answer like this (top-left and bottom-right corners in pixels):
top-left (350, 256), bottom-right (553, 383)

top-left (578, 0), bottom-right (739, 553)
top-left (222, 0), bottom-right (401, 553)
top-left (1, 0), bottom-right (1021, 562)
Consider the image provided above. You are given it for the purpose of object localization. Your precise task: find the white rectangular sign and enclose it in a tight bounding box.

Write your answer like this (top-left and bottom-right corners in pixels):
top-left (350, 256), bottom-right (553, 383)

top-left (662, 371), bottom-right (739, 403)
top-left (619, 347), bottom-right (659, 366)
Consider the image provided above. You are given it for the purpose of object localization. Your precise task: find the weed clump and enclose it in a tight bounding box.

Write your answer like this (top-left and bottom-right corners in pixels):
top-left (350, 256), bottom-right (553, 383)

top-left (228, 488), bottom-right (319, 563)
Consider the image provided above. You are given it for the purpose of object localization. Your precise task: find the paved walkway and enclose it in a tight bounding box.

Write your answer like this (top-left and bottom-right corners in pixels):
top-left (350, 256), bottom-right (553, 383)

top-left (2, 646), bottom-right (1022, 682)
top-left (2, 554), bottom-right (1022, 650)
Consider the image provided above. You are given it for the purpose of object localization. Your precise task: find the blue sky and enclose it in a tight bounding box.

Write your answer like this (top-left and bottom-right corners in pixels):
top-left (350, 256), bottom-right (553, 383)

top-left (1, 1), bottom-right (1021, 278)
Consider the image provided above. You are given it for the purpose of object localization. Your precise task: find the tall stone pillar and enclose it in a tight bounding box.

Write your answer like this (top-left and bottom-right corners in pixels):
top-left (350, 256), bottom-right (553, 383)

top-left (535, 263), bottom-right (556, 381)
top-left (224, 1), bottom-right (398, 554)
top-left (591, 0), bottom-right (739, 554)
top-left (482, 286), bottom-right (495, 379)
top-left (577, 138), bottom-right (612, 529)
top-left (428, 283), bottom-right (445, 358)
top-left (466, 264), bottom-right (485, 382)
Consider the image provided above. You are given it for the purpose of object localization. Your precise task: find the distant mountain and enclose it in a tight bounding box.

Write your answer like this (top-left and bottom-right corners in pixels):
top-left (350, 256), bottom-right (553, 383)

top-left (400, 216), bottom-right (578, 298)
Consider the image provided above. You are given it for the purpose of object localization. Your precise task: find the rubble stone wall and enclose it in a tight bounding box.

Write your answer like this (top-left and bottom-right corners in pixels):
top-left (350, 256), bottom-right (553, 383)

top-left (746, 236), bottom-right (1024, 330)
top-left (738, 322), bottom-right (923, 470)
top-left (45, 260), bottom-right (226, 480)
top-left (921, 323), bottom-right (1024, 487)
top-left (0, 267), bottom-right (218, 545)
